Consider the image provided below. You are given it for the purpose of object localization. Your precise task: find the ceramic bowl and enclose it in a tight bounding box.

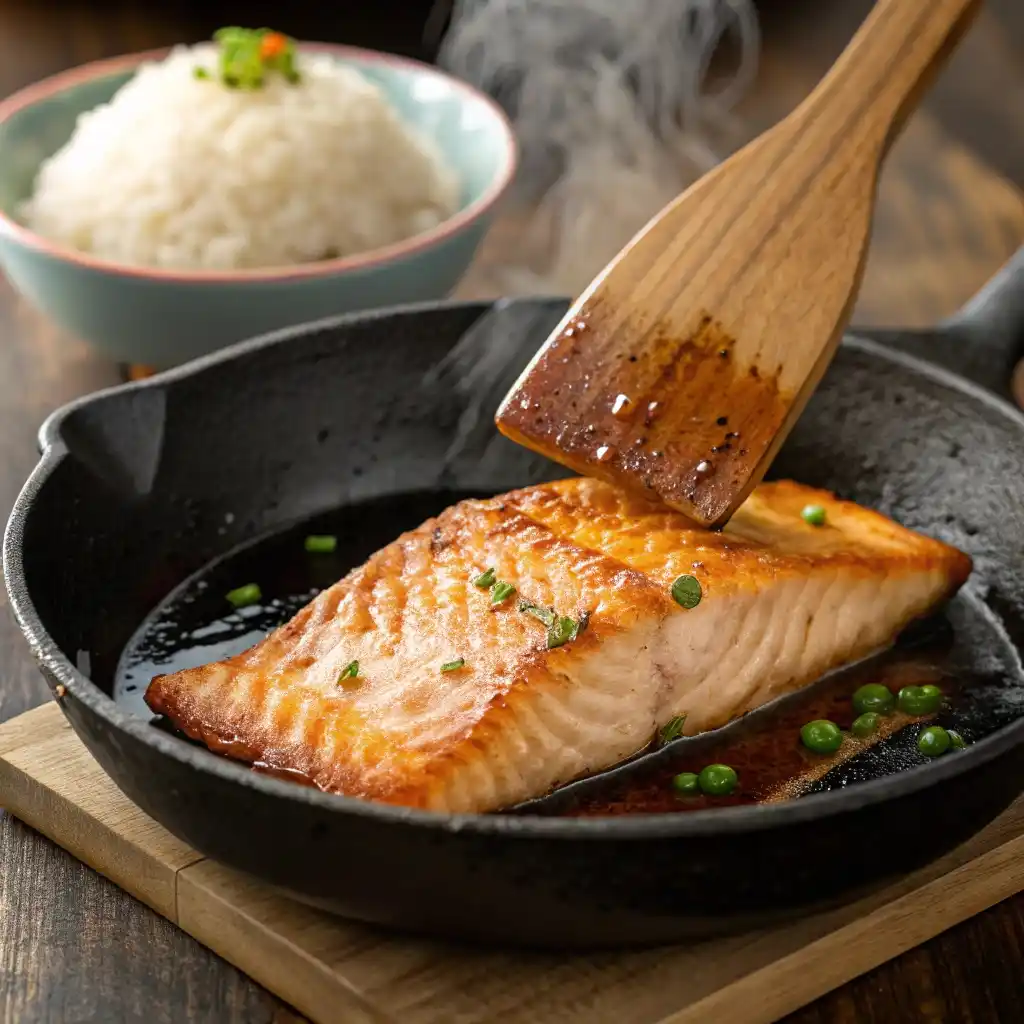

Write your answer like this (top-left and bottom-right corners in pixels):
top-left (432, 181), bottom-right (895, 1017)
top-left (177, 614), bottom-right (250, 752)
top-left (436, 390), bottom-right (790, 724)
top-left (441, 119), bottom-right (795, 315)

top-left (0, 45), bottom-right (516, 367)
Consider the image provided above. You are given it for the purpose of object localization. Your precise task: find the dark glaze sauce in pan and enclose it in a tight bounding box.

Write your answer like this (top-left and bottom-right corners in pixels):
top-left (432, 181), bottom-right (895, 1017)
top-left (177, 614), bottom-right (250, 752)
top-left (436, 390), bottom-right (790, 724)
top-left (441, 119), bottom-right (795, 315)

top-left (565, 644), bottom-right (952, 816)
top-left (113, 491), bottom-right (1022, 817)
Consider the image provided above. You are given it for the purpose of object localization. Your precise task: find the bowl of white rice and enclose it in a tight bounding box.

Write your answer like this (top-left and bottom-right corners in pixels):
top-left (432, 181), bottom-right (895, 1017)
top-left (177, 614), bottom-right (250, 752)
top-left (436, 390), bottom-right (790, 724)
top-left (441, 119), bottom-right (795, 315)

top-left (0, 31), bottom-right (516, 367)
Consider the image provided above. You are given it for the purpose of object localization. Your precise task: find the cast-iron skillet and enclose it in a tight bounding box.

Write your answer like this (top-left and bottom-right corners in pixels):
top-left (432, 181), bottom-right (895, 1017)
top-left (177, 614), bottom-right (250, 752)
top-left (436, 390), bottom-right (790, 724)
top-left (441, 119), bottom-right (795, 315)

top-left (5, 249), bottom-right (1024, 949)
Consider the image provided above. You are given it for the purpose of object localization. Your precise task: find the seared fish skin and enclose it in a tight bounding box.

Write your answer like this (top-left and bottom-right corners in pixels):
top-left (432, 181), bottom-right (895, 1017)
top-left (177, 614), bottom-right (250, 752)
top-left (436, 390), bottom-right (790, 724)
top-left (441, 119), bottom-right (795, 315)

top-left (145, 479), bottom-right (970, 813)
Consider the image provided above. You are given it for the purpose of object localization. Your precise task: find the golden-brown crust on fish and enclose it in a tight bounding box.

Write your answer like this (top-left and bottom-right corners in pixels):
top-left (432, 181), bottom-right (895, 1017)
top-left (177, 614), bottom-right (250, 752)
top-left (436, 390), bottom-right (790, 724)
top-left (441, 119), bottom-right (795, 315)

top-left (509, 478), bottom-right (971, 593)
top-left (146, 478), bottom-right (970, 813)
top-left (147, 493), bottom-right (670, 810)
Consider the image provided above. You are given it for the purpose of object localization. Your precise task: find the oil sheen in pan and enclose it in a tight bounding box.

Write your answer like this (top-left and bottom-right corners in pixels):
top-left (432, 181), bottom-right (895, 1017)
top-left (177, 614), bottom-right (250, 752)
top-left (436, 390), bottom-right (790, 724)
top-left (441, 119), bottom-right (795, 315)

top-left (114, 490), bottom-right (1024, 816)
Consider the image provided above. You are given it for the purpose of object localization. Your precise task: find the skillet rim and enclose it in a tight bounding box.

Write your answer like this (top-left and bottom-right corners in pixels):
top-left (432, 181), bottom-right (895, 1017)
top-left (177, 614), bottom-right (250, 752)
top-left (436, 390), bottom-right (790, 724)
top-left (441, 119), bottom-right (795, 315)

top-left (6, 296), bottom-right (1024, 840)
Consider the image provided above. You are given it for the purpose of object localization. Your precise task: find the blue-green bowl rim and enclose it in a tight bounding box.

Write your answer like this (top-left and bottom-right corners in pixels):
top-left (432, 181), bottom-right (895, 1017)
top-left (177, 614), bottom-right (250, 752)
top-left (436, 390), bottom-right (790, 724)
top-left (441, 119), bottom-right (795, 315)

top-left (0, 43), bottom-right (518, 284)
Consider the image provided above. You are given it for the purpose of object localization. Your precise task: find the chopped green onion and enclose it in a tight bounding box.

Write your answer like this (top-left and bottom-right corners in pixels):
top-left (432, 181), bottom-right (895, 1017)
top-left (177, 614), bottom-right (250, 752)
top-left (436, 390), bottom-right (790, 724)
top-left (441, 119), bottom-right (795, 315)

top-left (519, 600), bottom-right (557, 628)
top-left (199, 27), bottom-right (302, 90)
top-left (659, 714), bottom-right (687, 745)
top-left (473, 568), bottom-right (497, 588)
top-left (226, 583), bottom-right (261, 608)
top-left (570, 610), bottom-right (591, 641)
top-left (339, 661), bottom-right (359, 680)
top-left (490, 581), bottom-right (516, 605)
top-left (671, 574), bottom-right (702, 609)
top-left (546, 616), bottom-right (578, 649)
top-left (519, 600), bottom-right (587, 647)
top-left (304, 535), bottom-right (337, 554)
top-left (440, 658), bottom-right (465, 673)
top-left (801, 504), bottom-right (827, 526)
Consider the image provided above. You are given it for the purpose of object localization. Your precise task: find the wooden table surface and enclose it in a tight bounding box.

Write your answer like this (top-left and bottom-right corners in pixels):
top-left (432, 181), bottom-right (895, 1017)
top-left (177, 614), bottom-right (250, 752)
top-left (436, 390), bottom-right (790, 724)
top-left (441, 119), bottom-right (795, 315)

top-left (1, 1), bottom-right (1023, 1021)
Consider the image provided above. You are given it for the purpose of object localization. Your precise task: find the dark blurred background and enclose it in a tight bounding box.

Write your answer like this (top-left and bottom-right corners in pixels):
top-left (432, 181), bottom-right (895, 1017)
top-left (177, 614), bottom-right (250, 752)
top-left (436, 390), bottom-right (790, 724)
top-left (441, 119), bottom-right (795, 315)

top-left (2, 0), bottom-right (1019, 190)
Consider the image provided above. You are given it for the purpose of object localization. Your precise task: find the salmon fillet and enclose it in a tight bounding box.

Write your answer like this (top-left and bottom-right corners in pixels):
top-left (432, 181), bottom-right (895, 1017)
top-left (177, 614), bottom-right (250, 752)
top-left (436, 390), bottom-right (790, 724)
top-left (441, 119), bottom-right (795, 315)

top-left (145, 479), bottom-right (971, 813)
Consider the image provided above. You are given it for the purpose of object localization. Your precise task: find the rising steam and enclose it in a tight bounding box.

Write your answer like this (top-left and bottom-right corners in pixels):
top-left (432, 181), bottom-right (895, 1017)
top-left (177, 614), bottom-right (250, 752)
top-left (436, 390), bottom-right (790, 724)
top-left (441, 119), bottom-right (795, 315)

top-left (437, 0), bottom-right (760, 296)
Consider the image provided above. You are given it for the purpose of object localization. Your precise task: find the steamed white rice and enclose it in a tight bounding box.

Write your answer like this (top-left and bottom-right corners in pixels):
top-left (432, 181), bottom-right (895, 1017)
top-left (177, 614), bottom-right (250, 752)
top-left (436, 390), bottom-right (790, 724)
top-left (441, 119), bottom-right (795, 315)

top-left (21, 45), bottom-right (461, 270)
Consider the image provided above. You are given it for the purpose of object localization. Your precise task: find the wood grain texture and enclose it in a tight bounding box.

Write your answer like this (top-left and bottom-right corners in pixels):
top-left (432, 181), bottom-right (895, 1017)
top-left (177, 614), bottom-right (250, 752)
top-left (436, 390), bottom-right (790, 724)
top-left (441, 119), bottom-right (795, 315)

top-left (760, 0), bottom-right (1024, 192)
top-left (747, 0), bottom-right (1024, 330)
top-left (496, 0), bottom-right (981, 527)
top-left (0, 1), bottom-right (1023, 1022)
top-left (3, 702), bottom-right (1024, 1024)
top-left (0, 707), bottom-right (200, 919)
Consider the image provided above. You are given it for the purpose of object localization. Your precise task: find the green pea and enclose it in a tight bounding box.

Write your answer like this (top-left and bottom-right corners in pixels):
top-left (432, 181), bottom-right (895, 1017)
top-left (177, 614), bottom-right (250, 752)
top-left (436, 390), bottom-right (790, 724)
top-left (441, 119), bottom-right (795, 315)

top-left (698, 764), bottom-right (738, 796)
top-left (898, 684), bottom-right (943, 716)
top-left (947, 729), bottom-right (966, 750)
top-left (852, 683), bottom-right (895, 716)
top-left (671, 772), bottom-right (701, 796)
top-left (851, 712), bottom-right (880, 738)
top-left (800, 719), bottom-right (843, 754)
top-left (918, 725), bottom-right (951, 757)
top-left (801, 504), bottom-right (827, 526)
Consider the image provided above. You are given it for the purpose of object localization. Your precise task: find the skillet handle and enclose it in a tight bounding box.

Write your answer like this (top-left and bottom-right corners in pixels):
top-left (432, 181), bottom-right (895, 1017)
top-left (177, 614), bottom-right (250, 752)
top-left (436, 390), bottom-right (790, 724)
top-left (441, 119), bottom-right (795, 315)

top-left (864, 246), bottom-right (1024, 404)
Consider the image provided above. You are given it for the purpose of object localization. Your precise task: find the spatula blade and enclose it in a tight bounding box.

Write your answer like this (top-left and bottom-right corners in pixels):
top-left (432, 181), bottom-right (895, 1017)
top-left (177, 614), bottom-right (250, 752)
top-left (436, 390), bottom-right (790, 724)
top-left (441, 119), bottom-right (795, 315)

top-left (494, 0), bottom-right (979, 528)
top-left (494, 296), bottom-right (800, 528)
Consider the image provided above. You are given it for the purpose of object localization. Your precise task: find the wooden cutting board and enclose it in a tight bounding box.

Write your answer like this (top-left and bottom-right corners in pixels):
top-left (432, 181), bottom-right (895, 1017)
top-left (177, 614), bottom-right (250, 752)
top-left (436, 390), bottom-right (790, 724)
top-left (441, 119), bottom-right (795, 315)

top-left (2, 701), bottom-right (1023, 1024)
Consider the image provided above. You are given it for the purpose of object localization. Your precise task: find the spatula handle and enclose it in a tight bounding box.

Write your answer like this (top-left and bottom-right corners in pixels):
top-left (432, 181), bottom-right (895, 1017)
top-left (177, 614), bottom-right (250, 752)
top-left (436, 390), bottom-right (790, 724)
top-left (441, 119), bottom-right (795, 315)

top-left (494, 0), bottom-right (983, 529)
top-left (794, 0), bottom-right (980, 156)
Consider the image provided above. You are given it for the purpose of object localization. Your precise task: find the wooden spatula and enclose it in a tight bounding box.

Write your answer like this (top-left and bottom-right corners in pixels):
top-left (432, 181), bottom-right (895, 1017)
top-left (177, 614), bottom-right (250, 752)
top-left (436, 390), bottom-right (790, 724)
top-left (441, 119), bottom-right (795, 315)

top-left (495, 0), bottom-right (979, 528)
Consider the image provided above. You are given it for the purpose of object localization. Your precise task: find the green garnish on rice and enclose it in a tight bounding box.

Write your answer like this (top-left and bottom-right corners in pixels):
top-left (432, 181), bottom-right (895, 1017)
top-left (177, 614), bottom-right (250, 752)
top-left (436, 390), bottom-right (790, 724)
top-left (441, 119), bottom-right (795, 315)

top-left (194, 27), bottom-right (301, 89)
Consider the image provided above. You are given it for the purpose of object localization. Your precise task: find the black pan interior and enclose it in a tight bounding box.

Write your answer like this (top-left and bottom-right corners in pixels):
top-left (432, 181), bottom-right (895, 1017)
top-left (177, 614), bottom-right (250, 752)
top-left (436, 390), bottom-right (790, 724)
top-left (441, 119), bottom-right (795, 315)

top-left (30, 299), bottom-right (1024, 740)
top-left (10, 294), bottom-right (1024, 946)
